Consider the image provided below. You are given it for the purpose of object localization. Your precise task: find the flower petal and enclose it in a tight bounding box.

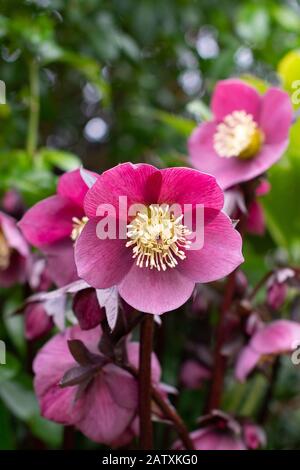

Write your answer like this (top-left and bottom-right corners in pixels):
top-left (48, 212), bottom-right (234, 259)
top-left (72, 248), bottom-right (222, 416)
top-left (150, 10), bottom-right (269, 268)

top-left (19, 195), bottom-right (83, 247)
top-left (235, 346), bottom-right (260, 382)
top-left (42, 239), bottom-right (78, 287)
top-left (178, 211), bottom-right (243, 283)
top-left (158, 167), bottom-right (224, 211)
top-left (211, 79), bottom-right (261, 121)
top-left (57, 168), bottom-right (97, 208)
top-left (77, 375), bottom-right (135, 444)
top-left (75, 219), bottom-right (133, 288)
top-left (259, 88), bottom-right (292, 144)
top-left (251, 320), bottom-right (300, 354)
top-left (84, 163), bottom-right (161, 218)
top-left (118, 264), bottom-right (195, 314)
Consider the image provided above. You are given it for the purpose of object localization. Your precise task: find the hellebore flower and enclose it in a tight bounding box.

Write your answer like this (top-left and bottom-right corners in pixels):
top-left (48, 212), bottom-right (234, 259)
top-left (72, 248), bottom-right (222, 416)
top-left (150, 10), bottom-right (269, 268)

top-left (223, 179), bottom-right (270, 236)
top-left (235, 320), bottom-right (300, 382)
top-left (19, 169), bottom-right (96, 286)
top-left (173, 411), bottom-right (264, 450)
top-left (75, 163), bottom-right (243, 314)
top-left (0, 211), bottom-right (29, 287)
top-left (188, 79), bottom-right (292, 189)
top-left (24, 257), bottom-right (54, 340)
top-left (33, 325), bottom-right (161, 444)
top-left (266, 268), bottom-right (295, 310)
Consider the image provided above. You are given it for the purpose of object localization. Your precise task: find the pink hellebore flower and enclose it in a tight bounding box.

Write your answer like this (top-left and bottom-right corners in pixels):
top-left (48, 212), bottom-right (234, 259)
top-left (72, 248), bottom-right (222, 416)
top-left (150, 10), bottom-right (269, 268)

top-left (24, 258), bottom-right (54, 340)
top-left (19, 169), bottom-right (95, 287)
top-left (75, 163), bottom-right (243, 314)
top-left (266, 268), bottom-right (295, 310)
top-left (33, 325), bottom-right (161, 445)
top-left (189, 79), bottom-right (292, 189)
top-left (0, 211), bottom-right (29, 287)
top-left (224, 179), bottom-right (270, 236)
top-left (174, 411), bottom-right (264, 450)
top-left (235, 320), bottom-right (300, 382)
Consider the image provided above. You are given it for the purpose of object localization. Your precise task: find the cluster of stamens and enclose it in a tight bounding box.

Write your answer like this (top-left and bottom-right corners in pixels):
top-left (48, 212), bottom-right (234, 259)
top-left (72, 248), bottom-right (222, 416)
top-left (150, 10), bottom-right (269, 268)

top-left (126, 204), bottom-right (192, 271)
top-left (71, 216), bottom-right (88, 241)
top-left (214, 110), bottom-right (263, 159)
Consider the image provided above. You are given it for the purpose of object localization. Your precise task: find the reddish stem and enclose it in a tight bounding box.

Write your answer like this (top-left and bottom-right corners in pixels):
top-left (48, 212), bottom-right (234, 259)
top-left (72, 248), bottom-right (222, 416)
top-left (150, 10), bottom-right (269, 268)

top-left (139, 314), bottom-right (154, 450)
top-left (125, 364), bottom-right (194, 450)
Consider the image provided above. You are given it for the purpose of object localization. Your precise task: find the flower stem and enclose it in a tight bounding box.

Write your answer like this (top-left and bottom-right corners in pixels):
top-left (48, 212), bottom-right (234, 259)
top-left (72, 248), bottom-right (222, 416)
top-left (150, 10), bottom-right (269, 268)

top-left (26, 59), bottom-right (40, 159)
top-left (139, 314), bottom-right (154, 450)
top-left (207, 270), bottom-right (236, 411)
top-left (125, 364), bottom-right (194, 450)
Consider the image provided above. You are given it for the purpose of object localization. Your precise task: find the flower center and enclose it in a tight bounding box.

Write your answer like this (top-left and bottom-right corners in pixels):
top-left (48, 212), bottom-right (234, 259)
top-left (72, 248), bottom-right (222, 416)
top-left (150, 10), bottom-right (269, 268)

top-left (214, 110), bottom-right (264, 160)
top-left (0, 230), bottom-right (10, 270)
top-left (126, 204), bottom-right (192, 271)
top-left (71, 216), bottom-right (88, 241)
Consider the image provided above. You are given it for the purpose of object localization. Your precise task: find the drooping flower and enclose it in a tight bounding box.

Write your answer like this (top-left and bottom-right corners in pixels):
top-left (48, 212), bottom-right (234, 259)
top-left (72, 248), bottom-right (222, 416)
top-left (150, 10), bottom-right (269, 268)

top-left (19, 169), bottom-right (96, 286)
top-left (33, 325), bottom-right (162, 445)
top-left (75, 163), bottom-right (243, 314)
top-left (223, 179), bottom-right (270, 236)
top-left (0, 211), bottom-right (29, 287)
top-left (235, 319), bottom-right (300, 382)
top-left (24, 257), bottom-right (54, 340)
top-left (266, 268), bottom-right (295, 310)
top-left (188, 79), bottom-right (292, 189)
top-left (173, 410), bottom-right (265, 450)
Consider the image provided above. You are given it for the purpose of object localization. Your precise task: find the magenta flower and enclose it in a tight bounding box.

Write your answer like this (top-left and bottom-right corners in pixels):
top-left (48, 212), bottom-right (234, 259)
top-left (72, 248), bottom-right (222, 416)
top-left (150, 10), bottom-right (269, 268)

top-left (188, 79), bottom-right (292, 189)
top-left (174, 411), bottom-right (265, 450)
top-left (75, 163), bottom-right (243, 314)
top-left (235, 320), bottom-right (300, 382)
top-left (266, 268), bottom-right (294, 310)
top-left (25, 303), bottom-right (53, 340)
top-left (19, 169), bottom-right (95, 286)
top-left (0, 211), bottom-right (29, 287)
top-left (33, 325), bottom-right (161, 444)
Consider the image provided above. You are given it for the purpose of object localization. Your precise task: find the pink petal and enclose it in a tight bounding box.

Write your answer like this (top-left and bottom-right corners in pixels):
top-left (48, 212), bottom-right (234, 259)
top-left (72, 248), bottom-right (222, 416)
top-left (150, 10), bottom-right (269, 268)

top-left (118, 264), bottom-right (195, 314)
top-left (73, 288), bottom-right (105, 330)
top-left (38, 382), bottom-right (84, 425)
top-left (259, 88), bottom-right (292, 144)
top-left (251, 320), bottom-right (300, 354)
top-left (84, 163), bottom-right (161, 218)
top-left (57, 168), bottom-right (97, 208)
top-left (104, 364), bottom-right (138, 409)
top-left (158, 167), bottom-right (224, 211)
top-left (178, 211), bottom-right (243, 283)
top-left (127, 342), bottom-right (161, 383)
top-left (246, 201), bottom-right (265, 235)
top-left (25, 303), bottom-right (53, 340)
top-left (77, 375), bottom-right (136, 444)
top-left (19, 195), bottom-right (83, 247)
top-left (0, 212), bottom-right (29, 257)
top-left (75, 219), bottom-right (133, 288)
top-left (211, 79), bottom-right (261, 122)
top-left (42, 239), bottom-right (78, 287)
top-left (235, 346), bottom-right (260, 382)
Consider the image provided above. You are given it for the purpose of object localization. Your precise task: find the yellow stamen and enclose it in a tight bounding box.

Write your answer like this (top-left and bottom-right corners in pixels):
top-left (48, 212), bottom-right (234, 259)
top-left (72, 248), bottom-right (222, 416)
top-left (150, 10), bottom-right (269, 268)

top-left (214, 110), bottom-right (264, 160)
top-left (126, 204), bottom-right (191, 271)
top-left (0, 230), bottom-right (10, 270)
top-left (71, 216), bottom-right (88, 241)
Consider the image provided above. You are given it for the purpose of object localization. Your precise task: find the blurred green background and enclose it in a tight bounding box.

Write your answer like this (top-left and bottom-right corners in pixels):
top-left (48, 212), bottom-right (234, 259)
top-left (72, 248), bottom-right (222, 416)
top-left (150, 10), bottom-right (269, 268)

top-left (1, 0), bottom-right (300, 450)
